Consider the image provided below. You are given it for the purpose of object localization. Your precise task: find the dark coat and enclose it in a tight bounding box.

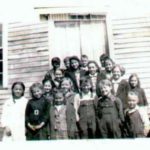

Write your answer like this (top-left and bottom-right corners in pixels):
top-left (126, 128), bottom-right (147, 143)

top-left (25, 96), bottom-right (50, 140)
top-left (64, 70), bottom-right (86, 93)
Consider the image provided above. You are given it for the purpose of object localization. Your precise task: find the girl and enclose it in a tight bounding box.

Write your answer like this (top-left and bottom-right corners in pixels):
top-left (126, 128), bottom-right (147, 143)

top-left (53, 68), bottom-right (64, 90)
top-left (1, 82), bottom-right (28, 141)
top-left (42, 78), bottom-right (54, 105)
top-left (128, 73), bottom-right (148, 107)
top-left (84, 60), bottom-right (101, 97)
top-left (100, 57), bottom-right (115, 80)
top-left (60, 77), bottom-right (79, 139)
top-left (111, 64), bottom-right (128, 110)
top-left (25, 82), bottom-right (50, 140)
top-left (78, 78), bottom-right (97, 139)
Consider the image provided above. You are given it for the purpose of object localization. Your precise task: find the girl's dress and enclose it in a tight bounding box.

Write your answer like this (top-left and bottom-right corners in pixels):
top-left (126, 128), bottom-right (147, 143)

top-left (1, 96), bottom-right (28, 141)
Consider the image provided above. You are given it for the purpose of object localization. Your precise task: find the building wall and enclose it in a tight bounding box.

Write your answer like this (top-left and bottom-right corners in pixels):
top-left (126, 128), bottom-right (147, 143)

top-left (112, 15), bottom-right (150, 103)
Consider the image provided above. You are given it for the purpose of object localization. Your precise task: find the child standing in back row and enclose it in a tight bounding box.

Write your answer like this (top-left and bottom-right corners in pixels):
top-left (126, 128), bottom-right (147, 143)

top-left (25, 83), bottom-right (50, 140)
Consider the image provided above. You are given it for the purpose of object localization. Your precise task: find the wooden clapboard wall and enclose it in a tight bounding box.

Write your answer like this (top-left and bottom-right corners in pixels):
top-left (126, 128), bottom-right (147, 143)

top-left (112, 16), bottom-right (150, 103)
top-left (8, 22), bottom-right (49, 98)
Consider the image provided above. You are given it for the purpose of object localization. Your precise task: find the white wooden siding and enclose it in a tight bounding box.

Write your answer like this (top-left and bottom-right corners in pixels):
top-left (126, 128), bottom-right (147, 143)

top-left (8, 22), bottom-right (49, 98)
top-left (112, 16), bottom-right (150, 103)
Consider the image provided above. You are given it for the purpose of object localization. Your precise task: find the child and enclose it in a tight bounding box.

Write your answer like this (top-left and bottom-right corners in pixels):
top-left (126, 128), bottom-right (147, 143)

top-left (100, 57), bottom-right (115, 80)
top-left (80, 55), bottom-right (89, 71)
top-left (128, 73), bottom-right (148, 107)
top-left (60, 77), bottom-right (79, 139)
top-left (44, 57), bottom-right (61, 81)
top-left (42, 78), bottom-right (54, 105)
top-left (63, 56), bottom-right (70, 72)
top-left (53, 68), bottom-right (64, 90)
top-left (99, 53), bottom-right (109, 68)
top-left (49, 90), bottom-right (69, 139)
top-left (25, 82), bottom-right (50, 140)
top-left (84, 60), bottom-right (101, 97)
top-left (111, 64), bottom-right (128, 110)
top-left (1, 82), bottom-right (28, 141)
top-left (96, 79), bottom-right (124, 138)
top-left (124, 91), bottom-right (150, 138)
top-left (78, 78), bottom-right (97, 139)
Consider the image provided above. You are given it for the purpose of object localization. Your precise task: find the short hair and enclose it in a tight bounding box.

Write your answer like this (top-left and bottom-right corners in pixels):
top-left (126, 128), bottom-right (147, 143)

top-left (81, 54), bottom-right (88, 59)
top-left (60, 77), bottom-right (74, 91)
top-left (80, 77), bottom-right (93, 90)
top-left (11, 81), bottom-right (25, 97)
top-left (30, 82), bottom-right (44, 98)
top-left (112, 64), bottom-right (126, 76)
top-left (104, 57), bottom-right (115, 67)
top-left (51, 57), bottom-right (60, 64)
top-left (63, 56), bottom-right (70, 63)
top-left (87, 60), bottom-right (100, 72)
top-left (53, 89), bottom-right (64, 98)
top-left (128, 73), bottom-right (140, 88)
top-left (42, 78), bottom-right (54, 87)
top-left (70, 56), bottom-right (80, 63)
top-left (98, 79), bottom-right (112, 89)
top-left (127, 91), bottom-right (139, 101)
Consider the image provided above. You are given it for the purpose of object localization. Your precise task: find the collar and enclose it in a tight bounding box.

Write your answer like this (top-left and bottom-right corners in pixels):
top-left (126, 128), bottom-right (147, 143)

top-left (112, 78), bottom-right (122, 84)
top-left (89, 72), bottom-right (98, 77)
top-left (126, 105), bottom-right (139, 114)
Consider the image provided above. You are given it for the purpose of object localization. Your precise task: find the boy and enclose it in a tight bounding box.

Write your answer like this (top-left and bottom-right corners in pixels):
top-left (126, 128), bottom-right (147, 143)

top-left (124, 91), bottom-right (150, 138)
top-left (96, 79), bottom-right (124, 138)
top-left (80, 55), bottom-right (89, 71)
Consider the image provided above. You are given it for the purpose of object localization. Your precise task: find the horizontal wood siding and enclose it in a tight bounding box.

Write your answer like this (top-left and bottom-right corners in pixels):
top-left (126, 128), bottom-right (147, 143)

top-left (112, 16), bottom-right (150, 103)
top-left (8, 22), bottom-right (49, 98)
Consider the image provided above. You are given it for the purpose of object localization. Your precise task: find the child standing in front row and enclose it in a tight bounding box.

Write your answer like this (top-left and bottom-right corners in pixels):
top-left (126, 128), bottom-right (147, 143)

top-left (96, 79), bottom-right (124, 138)
top-left (60, 78), bottom-right (79, 139)
top-left (25, 83), bottom-right (50, 140)
top-left (49, 90), bottom-right (68, 139)
top-left (78, 78), bottom-right (97, 139)
top-left (124, 91), bottom-right (150, 138)
top-left (1, 82), bottom-right (28, 141)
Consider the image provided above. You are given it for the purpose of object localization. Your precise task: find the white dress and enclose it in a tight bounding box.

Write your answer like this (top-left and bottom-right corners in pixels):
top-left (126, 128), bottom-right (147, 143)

top-left (1, 96), bottom-right (28, 141)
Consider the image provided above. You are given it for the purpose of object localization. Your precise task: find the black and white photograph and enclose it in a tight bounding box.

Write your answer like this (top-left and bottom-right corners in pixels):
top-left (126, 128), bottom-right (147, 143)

top-left (0, 0), bottom-right (150, 149)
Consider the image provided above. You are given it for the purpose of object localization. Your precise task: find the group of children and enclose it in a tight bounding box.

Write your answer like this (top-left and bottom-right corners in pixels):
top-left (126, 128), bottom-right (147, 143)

top-left (1, 54), bottom-right (150, 141)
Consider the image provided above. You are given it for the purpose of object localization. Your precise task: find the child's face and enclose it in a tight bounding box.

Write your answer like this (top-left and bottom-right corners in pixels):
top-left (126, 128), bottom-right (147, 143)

top-left (71, 59), bottom-right (79, 70)
top-left (61, 80), bottom-right (71, 93)
top-left (54, 93), bottom-right (64, 105)
top-left (81, 82), bottom-right (91, 94)
top-left (43, 81), bottom-right (52, 93)
top-left (32, 87), bottom-right (43, 99)
top-left (112, 67), bottom-right (121, 80)
top-left (105, 60), bottom-right (113, 72)
top-left (130, 76), bottom-right (138, 88)
top-left (81, 57), bottom-right (88, 67)
top-left (88, 63), bottom-right (97, 75)
top-left (55, 70), bottom-right (63, 81)
top-left (128, 96), bottom-right (138, 109)
top-left (53, 62), bottom-right (60, 69)
top-left (64, 59), bottom-right (70, 69)
top-left (13, 84), bottom-right (24, 99)
top-left (100, 84), bottom-right (112, 97)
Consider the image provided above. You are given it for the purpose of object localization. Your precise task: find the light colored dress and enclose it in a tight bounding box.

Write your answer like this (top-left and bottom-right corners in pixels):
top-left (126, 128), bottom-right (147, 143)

top-left (1, 96), bottom-right (28, 141)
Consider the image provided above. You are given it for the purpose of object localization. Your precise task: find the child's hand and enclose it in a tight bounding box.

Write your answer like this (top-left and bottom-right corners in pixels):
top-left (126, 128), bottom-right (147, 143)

top-left (27, 123), bottom-right (36, 131)
top-left (144, 126), bottom-right (150, 136)
top-left (34, 122), bottom-right (45, 130)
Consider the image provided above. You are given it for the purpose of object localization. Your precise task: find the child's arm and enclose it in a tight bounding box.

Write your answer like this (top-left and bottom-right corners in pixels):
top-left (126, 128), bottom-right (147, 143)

top-left (34, 122), bottom-right (45, 130)
top-left (74, 94), bottom-right (80, 122)
top-left (27, 123), bottom-right (36, 131)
